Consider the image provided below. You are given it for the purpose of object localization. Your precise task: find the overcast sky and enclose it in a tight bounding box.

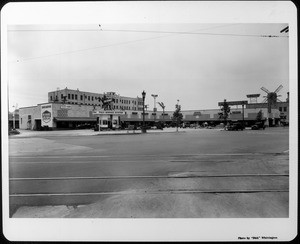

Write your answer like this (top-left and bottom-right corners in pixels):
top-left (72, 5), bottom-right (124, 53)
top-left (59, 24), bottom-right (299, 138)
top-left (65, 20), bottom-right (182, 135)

top-left (6, 14), bottom-right (289, 112)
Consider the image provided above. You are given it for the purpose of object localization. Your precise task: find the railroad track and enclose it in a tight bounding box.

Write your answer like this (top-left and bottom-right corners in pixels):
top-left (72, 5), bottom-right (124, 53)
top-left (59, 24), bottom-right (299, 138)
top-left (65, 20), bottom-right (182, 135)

top-left (8, 153), bottom-right (289, 217)
top-left (9, 173), bottom-right (289, 216)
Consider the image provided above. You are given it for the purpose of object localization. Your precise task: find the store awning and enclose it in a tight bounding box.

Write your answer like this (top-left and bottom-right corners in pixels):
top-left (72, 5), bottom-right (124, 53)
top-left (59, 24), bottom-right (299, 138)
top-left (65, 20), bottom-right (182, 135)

top-left (54, 117), bottom-right (97, 122)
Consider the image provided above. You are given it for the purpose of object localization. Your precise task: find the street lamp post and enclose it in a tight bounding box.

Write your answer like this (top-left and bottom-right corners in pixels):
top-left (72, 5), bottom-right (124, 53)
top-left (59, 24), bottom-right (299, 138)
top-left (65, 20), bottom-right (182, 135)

top-left (151, 94), bottom-right (158, 124)
top-left (142, 90), bottom-right (147, 133)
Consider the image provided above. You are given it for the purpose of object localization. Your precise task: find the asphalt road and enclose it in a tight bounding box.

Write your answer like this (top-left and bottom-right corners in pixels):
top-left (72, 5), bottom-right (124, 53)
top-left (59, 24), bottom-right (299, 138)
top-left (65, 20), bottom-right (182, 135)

top-left (8, 127), bottom-right (289, 217)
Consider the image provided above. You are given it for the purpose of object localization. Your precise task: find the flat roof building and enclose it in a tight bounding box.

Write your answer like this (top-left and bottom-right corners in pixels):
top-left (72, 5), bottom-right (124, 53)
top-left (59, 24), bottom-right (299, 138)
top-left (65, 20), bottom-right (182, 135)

top-left (18, 88), bottom-right (289, 130)
top-left (48, 88), bottom-right (144, 111)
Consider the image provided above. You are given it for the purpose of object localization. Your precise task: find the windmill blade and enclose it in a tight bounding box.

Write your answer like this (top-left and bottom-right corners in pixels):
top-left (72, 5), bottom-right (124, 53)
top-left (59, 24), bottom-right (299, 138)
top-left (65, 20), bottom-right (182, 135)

top-left (262, 98), bottom-right (268, 103)
top-left (280, 26), bottom-right (289, 33)
top-left (277, 98), bottom-right (283, 102)
top-left (274, 85), bottom-right (283, 94)
top-left (157, 102), bottom-right (165, 108)
top-left (261, 87), bottom-right (270, 94)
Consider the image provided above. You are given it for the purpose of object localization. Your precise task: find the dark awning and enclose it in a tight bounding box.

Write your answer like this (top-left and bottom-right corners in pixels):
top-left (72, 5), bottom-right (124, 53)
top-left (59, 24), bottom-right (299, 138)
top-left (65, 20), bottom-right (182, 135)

top-left (54, 117), bottom-right (97, 122)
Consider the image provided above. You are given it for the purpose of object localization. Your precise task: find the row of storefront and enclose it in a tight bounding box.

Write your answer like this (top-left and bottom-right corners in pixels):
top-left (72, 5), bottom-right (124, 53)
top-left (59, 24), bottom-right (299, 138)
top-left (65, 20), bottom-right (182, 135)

top-left (18, 100), bottom-right (288, 131)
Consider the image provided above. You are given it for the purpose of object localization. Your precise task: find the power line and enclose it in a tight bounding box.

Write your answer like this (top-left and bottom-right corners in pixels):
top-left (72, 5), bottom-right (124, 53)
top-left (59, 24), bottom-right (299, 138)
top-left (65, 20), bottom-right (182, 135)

top-left (8, 23), bottom-right (237, 32)
top-left (8, 27), bottom-right (288, 38)
top-left (102, 29), bottom-right (288, 38)
top-left (10, 25), bottom-right (287, 63)
top-left (12, 34), bottom-right (173, 62)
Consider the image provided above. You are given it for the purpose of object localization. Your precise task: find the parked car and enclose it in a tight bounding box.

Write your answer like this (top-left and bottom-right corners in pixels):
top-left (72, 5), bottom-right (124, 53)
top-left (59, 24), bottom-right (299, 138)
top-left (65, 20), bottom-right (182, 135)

top-left (76, 123), bottom-right (92, 129)
top-left (183, 122), bottom-right (190, 128)
top-left (251, 122), bottom-right (266, 130)
top-left (227, 122), bottom-right (244, 131)
top-left (9, 129), bottom-right (20, 135)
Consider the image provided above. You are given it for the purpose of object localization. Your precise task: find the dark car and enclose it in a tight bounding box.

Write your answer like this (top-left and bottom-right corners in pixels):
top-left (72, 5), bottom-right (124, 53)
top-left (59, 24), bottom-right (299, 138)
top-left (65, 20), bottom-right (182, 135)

top-left (251, 122), bottom-right (266, 130)
top-left (227, 122), bottom-right (244, 131)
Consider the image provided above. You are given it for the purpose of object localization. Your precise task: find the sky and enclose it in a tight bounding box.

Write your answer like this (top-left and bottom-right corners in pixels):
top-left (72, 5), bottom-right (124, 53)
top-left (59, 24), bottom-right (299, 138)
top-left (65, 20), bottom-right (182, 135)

top-left (5, 10), bottom-right (290, 112)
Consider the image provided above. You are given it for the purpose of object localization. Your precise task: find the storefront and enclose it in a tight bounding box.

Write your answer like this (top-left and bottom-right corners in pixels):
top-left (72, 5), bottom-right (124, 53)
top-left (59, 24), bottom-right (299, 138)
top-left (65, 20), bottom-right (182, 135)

top-left (19, 101), bottom-right (285, 130)
top-left (93, 110), bottom-right (125, 130)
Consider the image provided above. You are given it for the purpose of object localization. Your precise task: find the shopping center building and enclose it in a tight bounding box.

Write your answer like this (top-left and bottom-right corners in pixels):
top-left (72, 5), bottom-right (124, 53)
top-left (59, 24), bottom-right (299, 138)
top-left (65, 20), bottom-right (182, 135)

top-left (18, 88), bottom-right (289, 130)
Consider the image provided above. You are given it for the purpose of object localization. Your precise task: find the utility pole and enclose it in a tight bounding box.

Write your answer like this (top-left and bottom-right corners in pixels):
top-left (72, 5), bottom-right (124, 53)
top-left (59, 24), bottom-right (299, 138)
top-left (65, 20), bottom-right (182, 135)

top-left (151, 94), bottom-right (158, 123)
top-left (12, 103), bottom-right (18, 130)
top-left (12, 105), bottom-right (15, 130)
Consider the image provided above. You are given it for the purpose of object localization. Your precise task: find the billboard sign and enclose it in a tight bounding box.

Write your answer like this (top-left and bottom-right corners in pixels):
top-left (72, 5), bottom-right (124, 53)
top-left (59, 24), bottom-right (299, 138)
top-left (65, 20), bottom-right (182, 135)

top-left (193, 111), bottom-right (202, 116)
top-left (93, 110), bottom-right (125, 115)
top-left (218, 100), bottom-right (248, 106)
top-left (61, 104), bottom-right (72, 109)
top-left (41, 104), bottom-right (53, 127)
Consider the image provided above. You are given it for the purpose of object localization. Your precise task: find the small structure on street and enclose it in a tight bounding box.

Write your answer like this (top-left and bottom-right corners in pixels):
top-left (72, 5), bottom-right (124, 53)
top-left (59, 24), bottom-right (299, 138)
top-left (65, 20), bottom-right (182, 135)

top-left (93, 95), bottom-right (125, 131)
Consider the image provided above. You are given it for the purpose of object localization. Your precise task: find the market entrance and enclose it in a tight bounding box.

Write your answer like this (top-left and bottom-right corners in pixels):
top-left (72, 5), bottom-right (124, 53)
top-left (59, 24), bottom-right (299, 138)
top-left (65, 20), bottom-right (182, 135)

top-left (94, 110), bottom-right (124, 131)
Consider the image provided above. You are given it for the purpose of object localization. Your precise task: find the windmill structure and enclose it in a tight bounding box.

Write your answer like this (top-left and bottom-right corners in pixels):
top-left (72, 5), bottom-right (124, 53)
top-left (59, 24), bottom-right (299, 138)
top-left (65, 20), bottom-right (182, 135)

top-left (261, 85), bottom-right (283, 113)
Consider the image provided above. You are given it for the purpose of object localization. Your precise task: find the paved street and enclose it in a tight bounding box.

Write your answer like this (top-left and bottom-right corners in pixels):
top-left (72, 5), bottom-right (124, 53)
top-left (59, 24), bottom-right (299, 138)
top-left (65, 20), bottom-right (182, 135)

top-left (8, 127), bottom-right (289, 217)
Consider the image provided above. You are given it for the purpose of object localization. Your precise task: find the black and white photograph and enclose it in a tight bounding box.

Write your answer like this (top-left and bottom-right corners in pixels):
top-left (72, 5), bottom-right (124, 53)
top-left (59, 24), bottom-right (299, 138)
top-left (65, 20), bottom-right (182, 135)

top-left (1, 1), bottom-right (297, 242)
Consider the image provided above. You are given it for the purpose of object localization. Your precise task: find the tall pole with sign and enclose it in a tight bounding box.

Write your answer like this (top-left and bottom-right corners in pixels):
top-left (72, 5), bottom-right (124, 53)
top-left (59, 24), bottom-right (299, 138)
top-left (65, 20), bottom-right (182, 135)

top-left (151, 94), bottom-right (158, 123)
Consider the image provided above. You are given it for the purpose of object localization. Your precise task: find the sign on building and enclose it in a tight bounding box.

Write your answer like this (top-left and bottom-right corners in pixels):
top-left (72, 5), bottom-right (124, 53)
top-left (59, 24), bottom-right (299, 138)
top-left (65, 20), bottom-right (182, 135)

top-left (61, 104), bottom-right (72, 109)
top-left (218, 100), bottom-right (248, 106)
top-left (41, 104), bottom-right (53, 127)
top-left (93, 110), bottom-right (125, 115)
top-left (193, 112), bottom-right (202, 116)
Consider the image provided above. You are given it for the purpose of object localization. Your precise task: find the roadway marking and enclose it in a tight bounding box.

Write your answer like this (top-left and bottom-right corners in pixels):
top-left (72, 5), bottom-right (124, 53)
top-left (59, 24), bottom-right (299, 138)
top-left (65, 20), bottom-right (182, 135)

top-left (9, 173), bottom-right (289, 181)
top-left (9, 188), bottom-right (289, 197)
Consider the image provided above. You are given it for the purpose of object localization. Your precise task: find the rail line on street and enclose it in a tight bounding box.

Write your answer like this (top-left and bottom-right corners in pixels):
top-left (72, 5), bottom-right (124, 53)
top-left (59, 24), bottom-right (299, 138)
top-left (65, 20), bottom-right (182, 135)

top-left (9, 152), bottom-right (286, 159)
top-left (9, 173), bottom-right (289, 181)
top-left (9, 173), bottom-right (289, 210)
top-left (8, 150), bottom-right (289, 217)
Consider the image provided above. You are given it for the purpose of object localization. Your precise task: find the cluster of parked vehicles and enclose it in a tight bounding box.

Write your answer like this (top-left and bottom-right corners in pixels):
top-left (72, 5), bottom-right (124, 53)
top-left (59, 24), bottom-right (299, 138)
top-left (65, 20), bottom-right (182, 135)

top-left (78, 120), bottom-right (267, 132)
top-left (225, 121), bottom-right (266, 131)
